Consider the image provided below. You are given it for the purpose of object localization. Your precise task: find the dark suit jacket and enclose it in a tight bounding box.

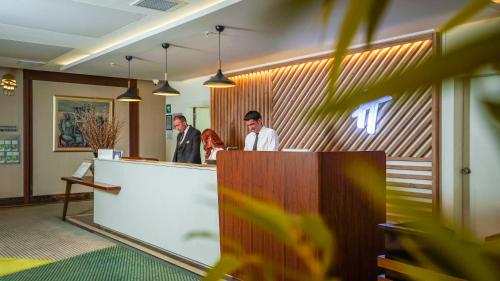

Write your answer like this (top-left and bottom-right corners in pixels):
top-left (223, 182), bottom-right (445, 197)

top-left (173, 126), bottom-right (201, 164)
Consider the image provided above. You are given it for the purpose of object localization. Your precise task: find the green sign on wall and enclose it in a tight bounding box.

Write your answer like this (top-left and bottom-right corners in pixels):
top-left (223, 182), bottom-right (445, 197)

top-left (166, 104), bottom-right (172, 114)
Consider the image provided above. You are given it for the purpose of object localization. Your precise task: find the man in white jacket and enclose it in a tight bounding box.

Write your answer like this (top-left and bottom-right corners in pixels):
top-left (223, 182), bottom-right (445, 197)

top-left (243, 111), bottom-right (279, 151)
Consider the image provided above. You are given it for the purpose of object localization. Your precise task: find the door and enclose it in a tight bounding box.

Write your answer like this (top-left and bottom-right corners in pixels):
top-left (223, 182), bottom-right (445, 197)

top-left (465, 74), bottom-right (500, 240)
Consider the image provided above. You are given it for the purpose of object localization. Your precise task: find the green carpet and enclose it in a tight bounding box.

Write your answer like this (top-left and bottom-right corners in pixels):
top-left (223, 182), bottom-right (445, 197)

top-left (0, 246), bottom-right (201, 281)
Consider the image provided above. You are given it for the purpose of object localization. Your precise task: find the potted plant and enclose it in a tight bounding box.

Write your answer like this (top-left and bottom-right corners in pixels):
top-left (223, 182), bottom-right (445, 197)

top-left (76, 107), bottom-right (123, 158)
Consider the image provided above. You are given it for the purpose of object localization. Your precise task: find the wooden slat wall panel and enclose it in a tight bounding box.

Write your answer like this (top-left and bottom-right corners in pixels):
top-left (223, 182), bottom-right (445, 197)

top-left (212, 37), bottom-right (438, 223)
top-left (272, 40), bottom-right (433, 158)
top-left (211, 71), bottom-right (273, 149)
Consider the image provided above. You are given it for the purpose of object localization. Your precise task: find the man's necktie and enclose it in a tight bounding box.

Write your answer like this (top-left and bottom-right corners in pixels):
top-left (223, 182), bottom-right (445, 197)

top-left (252, 133), bottom-right (259, 151)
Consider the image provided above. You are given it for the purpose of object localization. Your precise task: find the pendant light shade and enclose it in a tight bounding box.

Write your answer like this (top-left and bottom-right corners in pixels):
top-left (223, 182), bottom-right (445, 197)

top-left (153, 43), bottom-right (180, 96)
top-left (117, 56), bottom-right (142, 102)
top-left (203, 69), bottom-right (236, 88)
top-left (203, 25), bottom-right (236, 88)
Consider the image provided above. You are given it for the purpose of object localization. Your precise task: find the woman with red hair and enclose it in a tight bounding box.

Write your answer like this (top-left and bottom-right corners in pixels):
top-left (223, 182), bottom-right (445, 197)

top-left (200, 129), bottom-right (225, 161)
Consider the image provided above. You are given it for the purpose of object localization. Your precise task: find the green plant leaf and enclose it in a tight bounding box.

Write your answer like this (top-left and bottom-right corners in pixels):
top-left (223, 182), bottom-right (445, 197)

top-left (311, 25), bottom-right (500, 119)
top-left (203, 254), bottom-right (243, 281)
top-left (330, 0), bottom-right (373, 82)
top-left (220, 188), bottom-right (299, 246)
top-left (440, 0), bottom-right (492, 32)
top-left (322, 0), bottom-right (337, 26)
top-left (297, 214), bottom-right (335, 269)
top-left (405, 220), bottom-right (500, 281)
top-left (185, 230), bottom-right (218, 241)
top-left (365, 0), bottom-right (390, 44)
top-left (483, 100), bottom-right (500, 125)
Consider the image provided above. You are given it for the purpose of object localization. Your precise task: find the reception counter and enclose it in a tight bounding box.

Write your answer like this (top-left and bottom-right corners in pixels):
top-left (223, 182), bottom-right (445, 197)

top-left (93, 151), bottom-right (386, 280)
top-left (93, 159), bottom-right (220, 267)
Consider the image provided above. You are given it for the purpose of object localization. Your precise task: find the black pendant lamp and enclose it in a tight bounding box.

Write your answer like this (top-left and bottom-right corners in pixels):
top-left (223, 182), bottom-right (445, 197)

top-left (153, 43), bottom-right (180, 96)
top-left (117, 56), bottom-right (142, 102)
top-left (203, 25), bottom-right (236, 88)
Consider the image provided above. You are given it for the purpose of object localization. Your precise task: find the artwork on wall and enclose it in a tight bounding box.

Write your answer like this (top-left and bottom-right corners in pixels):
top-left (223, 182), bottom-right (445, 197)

top-left (53, 95), bottom-right (114, 152)
top-left (166, 114), bottom-right (173, 130)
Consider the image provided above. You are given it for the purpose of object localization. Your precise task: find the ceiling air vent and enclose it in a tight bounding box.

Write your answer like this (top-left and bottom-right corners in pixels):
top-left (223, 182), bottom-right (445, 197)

top-left (130, 0), bottom-right (183, 12)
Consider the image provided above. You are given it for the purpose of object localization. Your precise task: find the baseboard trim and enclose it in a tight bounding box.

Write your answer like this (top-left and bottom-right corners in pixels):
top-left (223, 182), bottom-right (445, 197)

top-left (0, 192), bottom-right (93, 207)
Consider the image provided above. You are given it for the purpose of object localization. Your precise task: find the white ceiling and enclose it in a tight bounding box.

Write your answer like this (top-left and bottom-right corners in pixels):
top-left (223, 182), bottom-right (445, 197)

top-left (0, 0), bottom-right (498, 80)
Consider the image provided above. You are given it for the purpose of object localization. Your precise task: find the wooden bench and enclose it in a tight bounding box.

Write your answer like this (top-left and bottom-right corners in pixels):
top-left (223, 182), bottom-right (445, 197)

top-left (60, 176), bottom-right (120, 220)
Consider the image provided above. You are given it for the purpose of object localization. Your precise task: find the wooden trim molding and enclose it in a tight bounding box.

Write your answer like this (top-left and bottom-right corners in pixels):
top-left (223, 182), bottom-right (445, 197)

top-left (129, 79), bottom-right (139, 157)
top-left (0, 192), bottom-right (93, 206)
top-left (21, 69), bottom-right (136, 205)
top-left (23, 77), bottom-right (33, 204)
top-left (431, 31), bottom-right (442, 218)
top-left (23, 70), bottom-right (129, 87)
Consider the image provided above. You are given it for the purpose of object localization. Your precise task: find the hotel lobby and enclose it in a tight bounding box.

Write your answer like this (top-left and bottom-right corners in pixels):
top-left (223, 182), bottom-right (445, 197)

top-left (0, 0), bottom-right (499, 280)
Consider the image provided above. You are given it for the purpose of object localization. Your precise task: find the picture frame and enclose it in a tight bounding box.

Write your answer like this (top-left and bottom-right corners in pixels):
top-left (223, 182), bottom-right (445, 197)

top-left (166, 114), bottom-right (173, 131)
top-left (53, 95), bottom-right (114, 152)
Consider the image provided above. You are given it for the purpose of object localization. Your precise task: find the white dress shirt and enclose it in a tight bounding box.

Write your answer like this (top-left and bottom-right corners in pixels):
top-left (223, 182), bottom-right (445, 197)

top-left (207, 147), bottom-right (224, 161)
top-left (244, 126), bottom-right (279, 151)
top-left (179, 126), bottom-right (190, 144)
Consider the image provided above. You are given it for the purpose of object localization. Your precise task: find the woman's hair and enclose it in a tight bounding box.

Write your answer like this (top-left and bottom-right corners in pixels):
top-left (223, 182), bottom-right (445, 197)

top-left (201, 129), bottom-right (225, 159)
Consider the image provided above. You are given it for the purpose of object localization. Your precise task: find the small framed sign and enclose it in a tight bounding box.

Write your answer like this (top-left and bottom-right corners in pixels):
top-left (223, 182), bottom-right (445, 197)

top-left (73, 161), bottom-right (92, 178)
top-left (166, 104), bottom-right (172, 114)
top-left (166, 114), bottom-right (173, 130)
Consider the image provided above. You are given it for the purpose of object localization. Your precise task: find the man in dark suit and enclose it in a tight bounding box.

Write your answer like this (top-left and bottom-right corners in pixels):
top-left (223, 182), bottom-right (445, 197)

top-left (172, 115), bottom-right (201, 164)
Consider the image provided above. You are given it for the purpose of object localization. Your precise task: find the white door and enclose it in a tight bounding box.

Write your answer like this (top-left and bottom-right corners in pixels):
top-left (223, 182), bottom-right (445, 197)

top-left (466, 74), bottom-right (500, 240)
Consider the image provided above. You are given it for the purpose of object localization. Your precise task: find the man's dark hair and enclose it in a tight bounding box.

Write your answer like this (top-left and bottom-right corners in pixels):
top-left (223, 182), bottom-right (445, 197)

top-left (244, 111), bottom-right (262, 121)
top-left (173, 115), bottom-right (187, 123)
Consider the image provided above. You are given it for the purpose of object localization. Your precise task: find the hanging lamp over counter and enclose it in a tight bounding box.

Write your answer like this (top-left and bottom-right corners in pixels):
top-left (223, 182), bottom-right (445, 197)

top-left (117, 56), bottom-right (142, 102)
top-left (153, 43), bottom-right (180, 96)
top-left (203, 25), bottom-right (236, 88)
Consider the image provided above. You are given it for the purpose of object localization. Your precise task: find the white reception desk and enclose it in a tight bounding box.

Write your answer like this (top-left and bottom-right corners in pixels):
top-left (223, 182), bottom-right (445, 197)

top-left (93, 159), bottom-right (220, 267)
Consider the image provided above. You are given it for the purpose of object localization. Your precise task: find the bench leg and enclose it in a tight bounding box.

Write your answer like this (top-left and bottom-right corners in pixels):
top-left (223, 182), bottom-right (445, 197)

top-left (62, 182), bottom-right (72, 221)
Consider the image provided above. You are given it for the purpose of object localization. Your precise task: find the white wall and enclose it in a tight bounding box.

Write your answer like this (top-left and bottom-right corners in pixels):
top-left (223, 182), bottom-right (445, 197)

top-left (165, 76), bottom-right (211, 161)
top-left (32, 81), bottom-right (130, 195)
top-left (0, 68), bottom-right (23, 198)
top-left (138, 80), bottom-right (167, 161)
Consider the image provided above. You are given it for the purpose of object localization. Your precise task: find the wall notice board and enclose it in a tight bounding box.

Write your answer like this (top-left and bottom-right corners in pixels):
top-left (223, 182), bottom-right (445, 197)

top-left (0, 136), bottom-right (20, 164)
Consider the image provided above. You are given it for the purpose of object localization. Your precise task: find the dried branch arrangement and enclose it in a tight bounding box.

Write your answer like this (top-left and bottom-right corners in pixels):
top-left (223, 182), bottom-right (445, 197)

top-left (76, 108), bottom-right (123, 153)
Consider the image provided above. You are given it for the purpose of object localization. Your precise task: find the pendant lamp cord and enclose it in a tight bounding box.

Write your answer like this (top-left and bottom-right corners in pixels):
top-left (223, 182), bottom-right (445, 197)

top-left (128, 58), bottom-right (131, 86)
top-left (218, 30), bottom-right (221, 70)
top-left (165, 48), bottom-right (168, 80)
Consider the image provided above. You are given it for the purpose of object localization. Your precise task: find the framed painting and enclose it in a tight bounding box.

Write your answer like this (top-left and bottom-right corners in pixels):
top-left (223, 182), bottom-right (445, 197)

top-left (53, 95), bottom-right (114, 152)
